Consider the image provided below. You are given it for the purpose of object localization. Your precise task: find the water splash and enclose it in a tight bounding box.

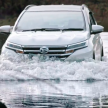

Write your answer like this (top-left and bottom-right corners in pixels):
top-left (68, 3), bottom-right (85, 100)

top-left (0, 54), bottom-right (108, 81)
top-left (0, 33), bottom-right (108, 81)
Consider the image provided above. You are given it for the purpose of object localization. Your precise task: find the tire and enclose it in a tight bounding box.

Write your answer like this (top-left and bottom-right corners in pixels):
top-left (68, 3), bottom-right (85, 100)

top-left (93, 52), bottom-right (95, 60)
top-left (101, 47), bottom-right (104, 61)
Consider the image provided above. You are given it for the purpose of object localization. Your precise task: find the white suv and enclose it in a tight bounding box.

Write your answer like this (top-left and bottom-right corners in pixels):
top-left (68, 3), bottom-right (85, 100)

top-left (0, 5), bottom-right (104, 61)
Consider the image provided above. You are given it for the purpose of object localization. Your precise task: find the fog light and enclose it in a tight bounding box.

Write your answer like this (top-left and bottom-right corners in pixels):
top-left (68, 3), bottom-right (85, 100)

top-left (16, 50), bottom-right (23, 54)
top-left (66, 50), bottom-right (74, 53)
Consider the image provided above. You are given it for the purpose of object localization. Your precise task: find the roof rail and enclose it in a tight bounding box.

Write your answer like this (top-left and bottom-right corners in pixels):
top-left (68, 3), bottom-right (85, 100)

top-left (82, 4), bottom-right (88, 10)
top-left (82, 4), bottom-right (93, 13)
top-left (24, 5), bottom-right (35, 10)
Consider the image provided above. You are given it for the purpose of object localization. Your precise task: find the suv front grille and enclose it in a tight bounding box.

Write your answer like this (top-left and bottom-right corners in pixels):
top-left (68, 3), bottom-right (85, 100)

top-left (22, 46), bottom-right (70, 58)
top-left (22, 46), bottom-right (67, 54)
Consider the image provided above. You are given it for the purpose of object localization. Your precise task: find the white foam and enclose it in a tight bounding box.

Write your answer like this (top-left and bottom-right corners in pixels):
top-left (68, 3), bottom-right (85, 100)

top-left (0, 55), bottom-right (108, 81)
top-left (0, 33), bottom-right (108, 81)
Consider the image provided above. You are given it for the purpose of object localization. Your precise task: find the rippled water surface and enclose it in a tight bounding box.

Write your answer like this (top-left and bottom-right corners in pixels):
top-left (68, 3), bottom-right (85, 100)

top-left (0, 33), bottom-right (108, 108)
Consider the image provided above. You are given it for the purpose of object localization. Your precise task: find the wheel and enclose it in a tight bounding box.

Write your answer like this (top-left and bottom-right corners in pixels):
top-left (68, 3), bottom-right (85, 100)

top-left (93, 52), bottom-right (95, 60)
top-left (101, 47), bottom-right (104, 61)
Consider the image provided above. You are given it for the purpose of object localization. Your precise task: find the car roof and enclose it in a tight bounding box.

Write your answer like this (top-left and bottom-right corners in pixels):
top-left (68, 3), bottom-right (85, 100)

top-left (26, 5), bottom-right (82, 12)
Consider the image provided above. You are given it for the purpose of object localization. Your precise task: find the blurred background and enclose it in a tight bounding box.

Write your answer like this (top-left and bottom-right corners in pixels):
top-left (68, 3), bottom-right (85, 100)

top-left (0, 0), bottom-right (108, 31)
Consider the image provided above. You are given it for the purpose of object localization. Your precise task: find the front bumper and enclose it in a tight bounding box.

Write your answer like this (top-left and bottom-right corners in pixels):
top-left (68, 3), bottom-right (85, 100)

top-left (2, 45), bottom-right (93, 61)
top-left (65, 46), bottom-right (93, 61)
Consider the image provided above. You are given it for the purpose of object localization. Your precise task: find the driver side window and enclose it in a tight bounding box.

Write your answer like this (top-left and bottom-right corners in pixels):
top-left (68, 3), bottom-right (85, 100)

top-left (89, 13), bottom-right (96, 25)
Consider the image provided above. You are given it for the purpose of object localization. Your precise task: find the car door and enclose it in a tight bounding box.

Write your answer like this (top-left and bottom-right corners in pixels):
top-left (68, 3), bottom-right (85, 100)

top-left (89, 12), bottom-right (102, 60)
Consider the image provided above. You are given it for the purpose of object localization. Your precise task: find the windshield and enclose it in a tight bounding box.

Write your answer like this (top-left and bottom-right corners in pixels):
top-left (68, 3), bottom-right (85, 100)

top-left (15, 11), bottom-right (85, 31)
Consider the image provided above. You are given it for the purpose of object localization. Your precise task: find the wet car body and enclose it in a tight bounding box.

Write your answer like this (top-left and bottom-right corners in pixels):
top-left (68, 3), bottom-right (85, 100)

top-left (0, 5), bottom-right (104, 61)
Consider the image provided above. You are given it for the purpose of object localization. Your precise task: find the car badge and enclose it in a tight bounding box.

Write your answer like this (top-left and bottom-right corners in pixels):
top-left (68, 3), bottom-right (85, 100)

top-left (40, 46), bottom-right (49, 54)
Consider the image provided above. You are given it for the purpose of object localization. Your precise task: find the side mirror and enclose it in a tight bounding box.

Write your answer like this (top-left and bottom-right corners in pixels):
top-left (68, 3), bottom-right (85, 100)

top-left (0, 25), bottom-right (13, 33)
top-left (91, 25), bottom-right (104, 34)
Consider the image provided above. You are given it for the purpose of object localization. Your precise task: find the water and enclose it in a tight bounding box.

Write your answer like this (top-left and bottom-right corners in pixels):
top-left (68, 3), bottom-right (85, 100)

top-left (0, 32), bottom-right (108, 108)
top-left (1, 80), bottom-right (108, 108)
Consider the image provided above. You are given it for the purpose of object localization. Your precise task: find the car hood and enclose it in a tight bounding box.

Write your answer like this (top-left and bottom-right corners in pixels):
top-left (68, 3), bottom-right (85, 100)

top-left (7, 31), bottom-right (89, 46)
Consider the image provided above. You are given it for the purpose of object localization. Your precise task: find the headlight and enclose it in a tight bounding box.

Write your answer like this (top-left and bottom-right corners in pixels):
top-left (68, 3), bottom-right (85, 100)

top-left (6, 42), bottom-right (23, 54)
top-left (66, 40), bottom-right (88, 53)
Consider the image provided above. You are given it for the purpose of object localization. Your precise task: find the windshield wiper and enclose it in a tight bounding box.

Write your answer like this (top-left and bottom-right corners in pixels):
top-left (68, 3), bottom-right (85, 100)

top-left (62, 28), bottom-right (84, 31)
top-left (22, 28), bottom-right (61, 32)
top-left (22, 28), bottom-right (84, 32)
